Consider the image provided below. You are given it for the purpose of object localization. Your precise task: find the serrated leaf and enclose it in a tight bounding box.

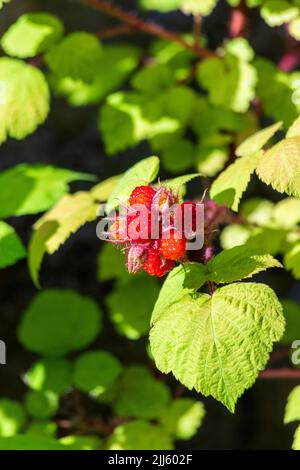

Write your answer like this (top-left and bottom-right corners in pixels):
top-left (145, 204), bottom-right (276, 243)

top-left (29, 192), bottom-right (97, 286)
top-left (45, 32), bottom-right (102, 82)
top-left (256, 137), bottom-right (300, 197)
top-left (0, 222), bottom-right (26, 268)
top-left (0, 164), bottom-right (93, 218)
top-left (25, 390), bottom-right (58, 420)
top-left (73, 351), bottom-right (122, 397)
top-left (196, 145), bottom-right (229, 177)
top-left (115, 366), bottom-right (171, 419)
top-left (90, 175), bottom-right (120, 202)
top-left (0, 58), bottom-right (49, 143)
top-left (160, 398), bottom-right (205, 440)
top-left (0, 400), bottom-right (26, 437)
top-left (281, 299), bottom-right (300, 344)
top-left (285, 386), bottom-right (300, 424)
top-left (106, 156), bottom-right (159, 213)
top-left (1, 12), bottom-right (63, 58)
top-left (150, 283), bottom-right (285, 412)
top-left (287, 115), bottom-right (300, 138)
top-left (210, 151), bottom-right (262, 211)
top-left (107, 277), bottom-right (159, 340)
top-left (18, 289), bottom-right (102, 356)
top-left (272, 197), bottom-right (300, 228)
top-left (261, 1), bottom-right (299, 27)
top-left (107, 420), bottom-right (173, 450)
top-left (152, 263), bottom-right (207, 325)
top-left (162, 173), bottom-right (201, 193)
top-left (236, 122), bottom-right (282, 157)
top-left (181, 0), bottom-right (218, 16)
top-left (284, 240), bottom-right (300, 278)
top-left (24, 358), bottom-right (72, 394)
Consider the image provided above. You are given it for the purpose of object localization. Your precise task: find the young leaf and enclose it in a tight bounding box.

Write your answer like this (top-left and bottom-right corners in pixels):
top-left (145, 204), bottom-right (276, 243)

top-left (284, 386), bottom-right (300, 424)
top-left (272, 197), bottom-right (300, 228)
top-left (107, 420), bottom-right (173, 450)
top-left (206, 246), bottom-right (282, 283)
top-left (0, 400), bottom-right (26, 437)
top-left (0, 58), bottom-right (49, 143)
top-left (24, 358), bottom-right (72, 394)
top-left (151, 263), bottom-right (207, 325)
top-left (18, 289), bottom-right (102, 356)
top-left (150, 283), bottom-right (285, 412)
top-left (139, 0), bottom-right (180, 12)
top-left (29, 192), bottom-right (98, 286)
top-left (90, 175), bottom-right (121, 202)
top-left (0, 164), bottom-right (94, 218)
top-left (284, 240), bottom-right (300, 279)
top-left (236, 121), bottom-right (282, 157)
top-left (115, 366), bottom-right (171, 420)
top-left (0, 222), bottom-right (26, 268)
top-left (73, 351), bottom-right (122, 397)
top-left (181, 0), bottom-right (218, 16)
top-left (261, 1), bottom-right (299, 27)
top-left (160, 398), bottom-right (205, 440)
top-left (210, 151), bottom-right (262, 211)
top-left (256, 137), bottom-right (300, 197)
top-left (107, 277), bottom-right (159, 340)
top-left (106, 156), bottom-right (159, 213)
top-left (45, 32), bottom-right (102, 82)
top-left (1, 12), bottom-right (64, 58)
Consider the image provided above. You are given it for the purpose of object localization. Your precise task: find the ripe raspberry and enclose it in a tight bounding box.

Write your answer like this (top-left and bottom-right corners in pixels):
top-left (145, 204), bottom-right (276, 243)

top-left (159, 230), bottom-right (187, 261)
top-left (127, 211), bottom-right (154, 242)
top-left (129, 186), bottom-right (156, 210)
top-left (143, 245), bottom-right (174, 277)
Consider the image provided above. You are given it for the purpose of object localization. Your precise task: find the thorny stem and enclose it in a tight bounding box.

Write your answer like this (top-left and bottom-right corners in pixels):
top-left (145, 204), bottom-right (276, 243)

top-left (78, 0), bottom-right (216, 59)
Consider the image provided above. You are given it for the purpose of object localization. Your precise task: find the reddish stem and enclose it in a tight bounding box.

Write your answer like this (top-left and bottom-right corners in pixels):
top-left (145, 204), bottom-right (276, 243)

top-left (229, 0), bottom-right (248, 38)
top-left (260, 369), bottom-right (300, 380)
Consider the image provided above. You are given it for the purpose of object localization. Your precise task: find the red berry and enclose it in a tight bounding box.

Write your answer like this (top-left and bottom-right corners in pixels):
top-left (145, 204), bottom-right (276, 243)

top-left (127, 211), bottom-right (154, 242)
top-left (143, 245), bottom-right (174, 277)
top-left (159, 230), bottom-right (186, 261)
top-left (129, 186), bottom-right (156, 210)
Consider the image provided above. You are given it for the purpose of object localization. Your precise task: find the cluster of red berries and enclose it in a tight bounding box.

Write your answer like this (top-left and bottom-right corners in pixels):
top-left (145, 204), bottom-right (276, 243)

top-left (106, 185), bottom-right (198, 277)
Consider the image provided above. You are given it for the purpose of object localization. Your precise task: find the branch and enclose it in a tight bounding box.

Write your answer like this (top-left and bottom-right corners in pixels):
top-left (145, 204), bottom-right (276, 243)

top-left (78, 0), bottom-right (216, 59)
top-left (96, 24), bottom-right (133, 39)
top-left (260, 369), bottom-right (300, 380)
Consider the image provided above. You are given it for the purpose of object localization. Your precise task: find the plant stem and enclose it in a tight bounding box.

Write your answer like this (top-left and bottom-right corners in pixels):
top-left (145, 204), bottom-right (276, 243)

top-left (260, 368), bottom-right (300, 379)
top-left (78, 0), bottom-right (216, 59)
top-left (96, 24), bottom-right (133, 39)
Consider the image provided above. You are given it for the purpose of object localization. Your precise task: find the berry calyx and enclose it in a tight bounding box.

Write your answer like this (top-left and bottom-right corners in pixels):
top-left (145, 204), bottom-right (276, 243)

top-left (143, 245), bottom-right (174, 277)
top-left (173, 202), bottom-right (198, 238)
top-left (129, 185), bottom-right (156, 210)
top-left (158, 230), bottom-right (187, 261)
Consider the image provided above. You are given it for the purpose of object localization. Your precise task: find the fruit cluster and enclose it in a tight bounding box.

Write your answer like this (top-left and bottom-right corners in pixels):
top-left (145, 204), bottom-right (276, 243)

top-left (106, 185), bottom-right (198, 277)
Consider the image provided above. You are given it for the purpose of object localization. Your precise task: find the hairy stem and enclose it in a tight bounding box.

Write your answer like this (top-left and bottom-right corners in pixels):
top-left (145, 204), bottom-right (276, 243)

top-left (78, 0), bottom-right (216, 59)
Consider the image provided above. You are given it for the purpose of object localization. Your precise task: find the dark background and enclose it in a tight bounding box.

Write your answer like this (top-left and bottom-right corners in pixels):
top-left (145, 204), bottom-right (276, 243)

top-left (0, 0), bottom-right (299, 450)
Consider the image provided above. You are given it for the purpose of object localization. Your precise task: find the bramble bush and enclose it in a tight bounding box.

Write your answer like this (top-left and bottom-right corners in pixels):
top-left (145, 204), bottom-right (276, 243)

top-left (0, 0), bottom-right (300, 451)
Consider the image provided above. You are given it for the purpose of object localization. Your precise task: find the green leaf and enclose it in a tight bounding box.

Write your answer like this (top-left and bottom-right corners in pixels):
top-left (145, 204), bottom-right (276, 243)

top-left (0, 222), bottom-right (26, 268)
top-left (210, 151), bottom-right (262, 211)
top-left (97, 243), bottom-right (128, 282)
top-left (261, 1), bottom-right (299, 27)
top-left (160, 398), bottom-right (205, 440)
top-left (26, 421), bottom-right (57, 438)
top-left (107, 420), bottom-right (173, 450)
top-left (132, 63), bottom-right (174, 94)
top-left (59, 435), bottom-right (102, 450)
top-left (0, 435), bottom-right (63, 450)
top-left (163, 85), bottom-right (196, 126)
top-left (18, 289), bottom-right (102, 356)
top-left (181, 0), bottom-right (218, 16)
top-left (0, 58), bottom-right (49, 143)
top-left (281, 299), bottom-right (300, 344)
top-left (292, 425), bottom-right (300, 450)
top-left (91, 175), bottom-right (121, 202)
top-left (151, 263), bottom-right (207, 325)
top-left (24, 358), bottom-right (72, 394)
top-left (256, 137), bottom-right (300, 197)
top-left (0, 164), bottom-right (93, 218)
top-left (50, 45), bottom-right (141, 107)
top-left (0, 0), bottom-right (11, 8)
top-left (284, 240), bottom-right (300, 278)
top-left (107, 277), bottom-right (159, 340)
top-left (241, 198), bottom-right (274, 225)
top-left (1, 12), bottom-right (63, 58)
top-left (236, 122), bottom-right (282, 157)
top-left (115, 366), bottom-right (171, 419)
top-left (285, 386), bottom-right (300, 424)
top-left (106, 156), bottom-right (159, 213)
top-left (272, 197), bottom-right (300, 228)
top-left (196, 145), bottom-right (229, 177)
top-left (139, 0), bottom-right (180, 12)
top-left (73, 350), bottom-right (122, 397)
top-left (29, 192), bottom-right (97, 286)
top-left (162, 173), bottom-right (201, 193)
top-left (287, 115), bottom-right (300, 138)
top-left (150, 283), bottom-right (285, 412)
top-left (162, 139), bottom-right (195, 174)
top-left (45, 32), bottom-right (102, 82)
top-left (206, 246), bottom-right (282, 283)
top-left (25, 390), bottom-right (59, 420)
top-left (0, 400), bottom-right (26, 437)
top-left (288, 16), bottom-right (300, 40)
